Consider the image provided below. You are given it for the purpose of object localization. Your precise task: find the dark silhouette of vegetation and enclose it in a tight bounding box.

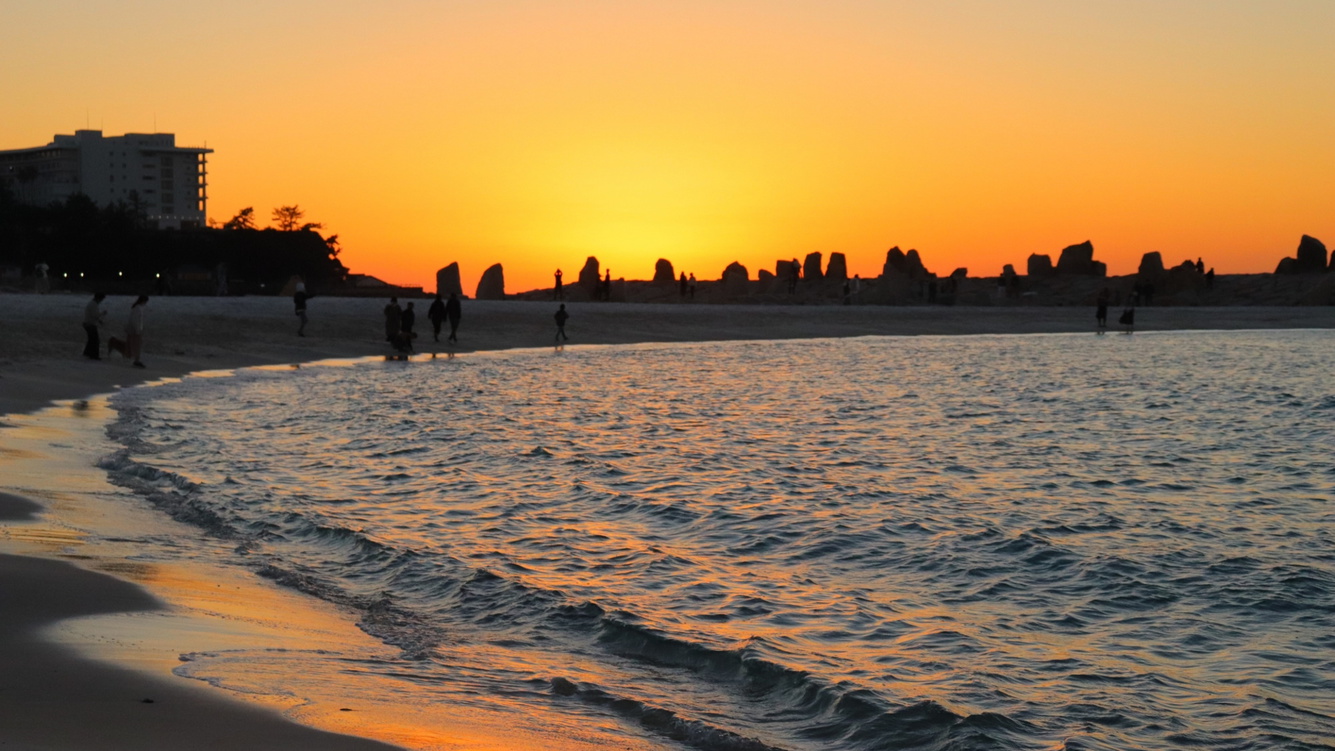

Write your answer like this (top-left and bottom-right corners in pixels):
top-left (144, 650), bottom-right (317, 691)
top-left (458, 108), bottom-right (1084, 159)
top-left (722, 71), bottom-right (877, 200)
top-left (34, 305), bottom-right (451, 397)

top-left (0, 185), bottom-right (348, 294)
top-left (222, 206), bottom-right (256, 230)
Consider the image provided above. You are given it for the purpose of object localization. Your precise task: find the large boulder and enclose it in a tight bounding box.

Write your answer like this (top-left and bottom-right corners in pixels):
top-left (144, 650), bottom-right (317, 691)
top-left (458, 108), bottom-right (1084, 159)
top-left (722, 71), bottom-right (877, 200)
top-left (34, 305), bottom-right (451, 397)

top-left (579, 257), bottom-right (601, 295)
top-left (1296, 235), bottom-right (1328, 273)
top-left (1056, 241), bottom-right (1099, 275)
top-left (1027, 253), bottom-right (1054, 277)
top-left (474, 263), bottom-right (505, 300)
top-left (721, 261), bottom-right (749, 283)
top-left (1139, 251), bottom-right (1165, 277)
top-left (653, 258), bottom-right (675, 283)
top-left (882, 247), bottom-right (928, 279)
top-left (721, 261), bottom-right (749, 296)
top-left (803, 252), bottom-right (824, 283)
top-left (435, 262), bottom-right (463, 297)
top-left (825, 252), bottom-right (848, 281)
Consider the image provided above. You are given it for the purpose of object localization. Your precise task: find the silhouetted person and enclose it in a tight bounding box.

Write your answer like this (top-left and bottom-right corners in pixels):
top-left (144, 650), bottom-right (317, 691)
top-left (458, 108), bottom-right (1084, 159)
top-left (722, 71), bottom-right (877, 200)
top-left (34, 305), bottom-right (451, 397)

top-left (843, 279), bottom-right (851, 305)
top-left (603, 269), bottom-right (611, 301)
top-left (554, 304), bottom-right (569, 342)
top-left (679, 271), bottom-right (688, 298)
top-left (554, 269), bottom-right (564, 300)
top-left (294, 277), bottom-right (310, 336)
top-left (788, 259), bottom-right (800, 293)
top-left (688, 273), bottom-right (696, 299)
top-left (1119, 305), bottom-right (1135, 334)
top-left (400, 302), bottom-right (416, 352)
top-left (427, 294), bottom-right (446, 342)
top-left (109, 295), bottom-right (148, 368)
top-left (1196, 258), bottom-right (1205, 273)
top-left (383, 297), bottom-right (402, 345)
top-left (82, 292), bottom-right (107, 360)
top-left (1096, 287), bottom-right (1110, 331)
top-left (445, 292), bottom-right (462, 343)
top-left (1206, 268), bottom-right (1215, 289)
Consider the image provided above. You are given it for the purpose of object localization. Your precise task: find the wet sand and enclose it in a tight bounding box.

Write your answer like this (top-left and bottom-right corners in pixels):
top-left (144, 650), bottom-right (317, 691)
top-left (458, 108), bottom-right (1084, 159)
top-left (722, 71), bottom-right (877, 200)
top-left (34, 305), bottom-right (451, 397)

top-left (1, 291), bottom-right (1333, 749)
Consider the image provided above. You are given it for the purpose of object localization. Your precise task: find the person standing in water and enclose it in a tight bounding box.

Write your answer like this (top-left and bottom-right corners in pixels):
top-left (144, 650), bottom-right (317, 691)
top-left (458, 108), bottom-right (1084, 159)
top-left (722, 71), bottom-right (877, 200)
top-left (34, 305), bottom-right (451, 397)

top-left (554, 304), bottom-right (569, 342)
top-left (125, 295), bottom-right (148, 368)
top-left (400, 302), bottom-right (417, 352)
top-left (294, 277), bottom-right (310, 336)
top-left (445, 292), bottom-right (462, 343)
top-left (427, 294), bottom-right (446, 342)
top-left (383, 297), bottom-right (402, 346)
top-left (1095, 287), bottom-right (1110, 333)
top-left (81, 292), bottom-right (107, 359)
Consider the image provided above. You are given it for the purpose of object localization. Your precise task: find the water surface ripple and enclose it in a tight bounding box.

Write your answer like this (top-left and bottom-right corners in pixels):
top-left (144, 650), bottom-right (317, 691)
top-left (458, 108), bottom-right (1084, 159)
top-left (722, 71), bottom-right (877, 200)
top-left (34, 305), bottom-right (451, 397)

top-left (104, 331), bottom-right (1335, 750)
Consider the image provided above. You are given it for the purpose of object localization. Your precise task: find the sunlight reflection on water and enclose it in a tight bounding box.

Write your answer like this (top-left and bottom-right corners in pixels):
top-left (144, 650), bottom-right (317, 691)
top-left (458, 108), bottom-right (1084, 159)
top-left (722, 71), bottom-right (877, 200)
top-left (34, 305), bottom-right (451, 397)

top-left (106, 331), bottom-right (1335, 751)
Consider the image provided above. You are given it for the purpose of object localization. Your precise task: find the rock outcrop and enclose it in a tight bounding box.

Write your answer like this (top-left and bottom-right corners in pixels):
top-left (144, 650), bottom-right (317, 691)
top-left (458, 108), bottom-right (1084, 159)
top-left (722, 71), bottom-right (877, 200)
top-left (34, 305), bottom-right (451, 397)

top-left (1027, 254), bottom-right (1054, 277)
top-left (825, 252), bottom-right (848, 281)
top-left (653, 259), bottom-right (675, 283)
top-left (579, 257), bottom-right (601, 295)
top-left (1297, 235), bottom-right (1328, 273)
top-left (803, 252), bottom-right (824, 283)
top-left (721, 261), bottom-right (749, 295)
top-left (1057, 241), bottom-right (1099, 275)
top-left (1275, 236), bottom-right (1329, 274)
top-left (1139, 252), bottom-right (1165, 278)
top-left (435, 262), bottom-right (463, 297)
top-left (882, 247), bottom-right (928, 279)
top-left (474, 263), bottom-right (505, 300)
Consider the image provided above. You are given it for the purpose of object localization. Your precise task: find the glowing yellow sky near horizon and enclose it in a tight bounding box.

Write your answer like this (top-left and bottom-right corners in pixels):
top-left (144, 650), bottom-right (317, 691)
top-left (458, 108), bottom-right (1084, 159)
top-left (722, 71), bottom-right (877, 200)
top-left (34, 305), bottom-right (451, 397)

top-left (3, 0), bottom-right (1333, 293)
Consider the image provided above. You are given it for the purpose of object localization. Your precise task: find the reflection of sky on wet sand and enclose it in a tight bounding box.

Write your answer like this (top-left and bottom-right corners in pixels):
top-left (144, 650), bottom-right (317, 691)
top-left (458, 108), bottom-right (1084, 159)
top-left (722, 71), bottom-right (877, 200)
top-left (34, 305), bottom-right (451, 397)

top-left (1, 396), bottom-right (651, 750)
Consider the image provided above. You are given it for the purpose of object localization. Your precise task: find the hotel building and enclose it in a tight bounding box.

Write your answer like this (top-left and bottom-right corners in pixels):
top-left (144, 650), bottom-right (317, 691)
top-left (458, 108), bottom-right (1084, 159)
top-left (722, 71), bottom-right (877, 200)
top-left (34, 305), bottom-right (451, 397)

top-left (0, 130), bottom-right (212, 229)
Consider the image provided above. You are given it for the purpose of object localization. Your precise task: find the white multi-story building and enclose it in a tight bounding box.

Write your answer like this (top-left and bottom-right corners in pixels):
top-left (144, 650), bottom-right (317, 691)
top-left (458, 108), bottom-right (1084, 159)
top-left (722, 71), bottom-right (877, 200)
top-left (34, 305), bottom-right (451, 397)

top-left (0, 130), bottom-right (212, 229)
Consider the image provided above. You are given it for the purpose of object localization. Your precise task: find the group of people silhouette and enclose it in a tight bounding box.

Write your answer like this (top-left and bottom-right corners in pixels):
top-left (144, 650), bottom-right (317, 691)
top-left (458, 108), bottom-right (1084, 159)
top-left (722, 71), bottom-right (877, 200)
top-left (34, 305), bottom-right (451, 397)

top-left (383, 293), bottom-right (463, 352)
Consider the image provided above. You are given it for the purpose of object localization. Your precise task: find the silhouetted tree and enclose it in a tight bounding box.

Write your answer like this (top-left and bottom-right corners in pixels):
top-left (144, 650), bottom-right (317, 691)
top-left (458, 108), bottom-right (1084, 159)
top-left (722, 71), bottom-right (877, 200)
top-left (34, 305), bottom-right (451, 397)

top-left (272, 204), bottom-right (305, 231)
top-left (223, 207), bottom-right (256, 230)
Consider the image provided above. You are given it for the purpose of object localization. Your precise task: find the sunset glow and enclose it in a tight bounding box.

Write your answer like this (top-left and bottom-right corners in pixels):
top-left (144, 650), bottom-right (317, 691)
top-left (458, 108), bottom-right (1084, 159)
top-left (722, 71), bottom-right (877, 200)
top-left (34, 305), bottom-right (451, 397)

top-left (4, 0), bottom-right (1332, 293)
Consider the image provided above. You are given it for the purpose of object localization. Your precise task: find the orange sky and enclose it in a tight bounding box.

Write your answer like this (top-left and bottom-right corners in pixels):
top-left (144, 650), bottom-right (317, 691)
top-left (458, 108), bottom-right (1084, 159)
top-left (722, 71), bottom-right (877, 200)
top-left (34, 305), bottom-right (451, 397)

top-left (3, 1), bottom-right (1333, 294)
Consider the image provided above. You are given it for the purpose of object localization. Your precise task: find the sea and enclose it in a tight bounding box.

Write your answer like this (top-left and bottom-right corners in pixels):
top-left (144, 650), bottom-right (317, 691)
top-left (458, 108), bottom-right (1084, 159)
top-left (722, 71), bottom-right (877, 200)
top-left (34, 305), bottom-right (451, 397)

top-left (87, 330), bottom-right (1335, 750)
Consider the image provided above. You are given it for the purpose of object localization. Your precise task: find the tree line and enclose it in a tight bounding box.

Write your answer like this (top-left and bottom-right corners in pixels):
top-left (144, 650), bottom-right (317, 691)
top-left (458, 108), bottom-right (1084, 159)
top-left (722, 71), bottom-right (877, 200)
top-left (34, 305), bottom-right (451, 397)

top-left (0, 186), bottom-right (349, 294)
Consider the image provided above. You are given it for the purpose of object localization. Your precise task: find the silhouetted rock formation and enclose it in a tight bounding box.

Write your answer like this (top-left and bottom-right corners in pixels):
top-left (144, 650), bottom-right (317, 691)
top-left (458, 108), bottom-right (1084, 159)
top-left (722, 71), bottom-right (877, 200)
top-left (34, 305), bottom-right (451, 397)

top-left (1056, 241), bottom-right (1105, 276)
top-left (1276, 235), bottom-right (1330, 274)
top-left (826, 252), bottom-right (848, 281)
top-left (1027, 254), bottom-right (1055, 277)
top-left (475, 263), bottom-right (506, 300)
top-left (653, 259), bottom-right (675, 283)
top-left (882, 247), bottom-right (928, 279)
top-left (578, 257), bottom-right (601, 296)
top-left (803, 252), bottom-right (824, 283)
top-left (721, 261), bottom-right (749, 295)
top-left (1139, 251), bottom-right (1165, 277)
top-left (435, 262), bottom-right (463, 297)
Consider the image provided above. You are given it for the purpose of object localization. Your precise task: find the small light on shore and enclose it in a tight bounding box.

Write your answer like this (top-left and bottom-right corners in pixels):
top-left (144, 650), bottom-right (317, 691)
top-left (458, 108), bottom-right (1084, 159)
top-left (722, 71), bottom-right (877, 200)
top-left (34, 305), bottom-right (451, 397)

top-left (155, 273), bottom-right (161, 279)
top-left (118, 271), bottom-right (123, 277)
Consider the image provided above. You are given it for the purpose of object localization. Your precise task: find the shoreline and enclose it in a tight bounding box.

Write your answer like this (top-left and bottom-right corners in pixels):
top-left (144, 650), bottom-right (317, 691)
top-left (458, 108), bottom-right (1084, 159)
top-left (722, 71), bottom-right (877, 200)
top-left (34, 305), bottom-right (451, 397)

top-left (4, 293), bottom-right (1334, 419)
top-left (2, 293), bottom-right (1334, 749)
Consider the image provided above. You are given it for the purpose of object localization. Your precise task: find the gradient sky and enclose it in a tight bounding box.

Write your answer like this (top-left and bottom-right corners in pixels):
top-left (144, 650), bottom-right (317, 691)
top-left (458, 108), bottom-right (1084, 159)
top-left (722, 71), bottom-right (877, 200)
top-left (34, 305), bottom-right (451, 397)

top-left (4, 0), bottom-right (1333, 293)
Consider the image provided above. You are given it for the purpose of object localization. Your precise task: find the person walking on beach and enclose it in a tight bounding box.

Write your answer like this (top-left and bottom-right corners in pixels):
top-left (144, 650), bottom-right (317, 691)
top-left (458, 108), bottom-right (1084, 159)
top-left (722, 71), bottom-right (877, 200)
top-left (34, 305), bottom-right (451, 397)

top-left (445, 292), bottom-right (462, 343)
top-left (688, 273), bottom-right (696, 300)
top-left (400, 302), bottom-right (417, 352)
top-left (554, 269), bottom-right (564, 300)
top-left (427, 294), bottom-right (446, 342)
top-left (110, 295), bottom-right (149, 368)
top-left (383, 297), bottom-right (402, 346)
top-left (1095, 287), bottom-right (1110, 332)
top-left (294, 277), bottom-right (311, 336)
top-left (81, 292), bottom-right (107, 360)
top-left (554, 304), bottom-right (569, 343)
top-left (680, 271), bottom-right (688, 298)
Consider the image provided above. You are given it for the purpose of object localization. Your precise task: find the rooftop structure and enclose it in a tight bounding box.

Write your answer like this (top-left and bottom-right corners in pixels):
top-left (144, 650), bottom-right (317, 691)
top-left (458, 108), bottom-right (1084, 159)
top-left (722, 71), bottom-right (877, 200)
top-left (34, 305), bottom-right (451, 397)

top-left (0, 130), bottom-right (212, 229)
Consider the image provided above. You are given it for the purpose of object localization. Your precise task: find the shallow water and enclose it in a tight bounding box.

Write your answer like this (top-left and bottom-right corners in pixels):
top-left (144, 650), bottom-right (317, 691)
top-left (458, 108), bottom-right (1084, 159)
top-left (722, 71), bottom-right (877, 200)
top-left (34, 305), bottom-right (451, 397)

top-left (101, 331), bottom-right (1335, 750)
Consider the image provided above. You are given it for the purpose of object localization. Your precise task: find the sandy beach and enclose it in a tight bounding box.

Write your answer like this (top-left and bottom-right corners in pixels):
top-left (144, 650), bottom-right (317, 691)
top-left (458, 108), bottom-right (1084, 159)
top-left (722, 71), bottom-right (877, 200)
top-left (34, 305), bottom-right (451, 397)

top-left (2, 291), bottom-right (1333, 750)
